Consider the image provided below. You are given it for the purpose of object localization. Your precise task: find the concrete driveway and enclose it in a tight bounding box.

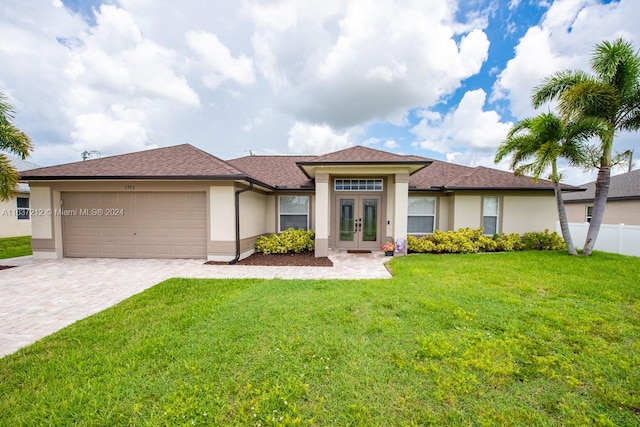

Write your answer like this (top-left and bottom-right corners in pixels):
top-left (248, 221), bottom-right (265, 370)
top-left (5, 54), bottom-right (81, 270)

top-left (0, 251), bottom-right (392, 358)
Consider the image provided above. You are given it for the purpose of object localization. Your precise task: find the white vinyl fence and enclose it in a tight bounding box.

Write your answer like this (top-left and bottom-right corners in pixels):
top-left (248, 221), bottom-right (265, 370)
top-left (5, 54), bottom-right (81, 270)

top-left (556, 222), bottom-right (640, 257)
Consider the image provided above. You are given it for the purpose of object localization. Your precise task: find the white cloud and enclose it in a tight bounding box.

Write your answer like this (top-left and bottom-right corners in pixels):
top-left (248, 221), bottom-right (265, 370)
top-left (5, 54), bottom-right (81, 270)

top-left (287, 122), bottom-right (355, 154)
top-left (249, 0), bottom-right (490, 128)
top-left (493, 0), bottom-right (640, 119)
top-left (384, 140), bottom-right (399, 149)
top-left (412, 89), bottom-right (513, 155)
top-left (70, 105), bottom-right (155, 154)
top-left (67, 5), bottom-right (200, 106)
top-left (186, 30), bottom-right (255, 89)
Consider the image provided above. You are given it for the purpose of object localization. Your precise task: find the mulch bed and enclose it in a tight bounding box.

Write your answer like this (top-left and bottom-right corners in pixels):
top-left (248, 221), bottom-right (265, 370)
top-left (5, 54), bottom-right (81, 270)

top-left (0, 265), bottom-right (16, 271)
top-left (205, 251), bottom-right (333, 267)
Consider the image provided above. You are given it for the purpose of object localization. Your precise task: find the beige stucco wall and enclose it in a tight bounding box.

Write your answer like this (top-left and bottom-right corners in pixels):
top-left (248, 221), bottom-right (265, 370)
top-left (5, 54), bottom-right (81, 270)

top-left (444, 191), bottom-right (557, 234)
top-left (565, 200), bottom-right (640, 225)
top-left (565, 202), bottom-right (587, 223)
top-left (386, 176), bottom-right (396, 239)
top-left (502, 193), bottom-right (557, 234)
top-left (240, 189), bottom-right (268, 239)
top-left (209, 184), bottom-right (235, 242)
top-left (0, 193), bottom-right (32, 238)
top-left (452, 194), bottom-right (482, 230)
top-left (437, 194), bottom-right (450, 231)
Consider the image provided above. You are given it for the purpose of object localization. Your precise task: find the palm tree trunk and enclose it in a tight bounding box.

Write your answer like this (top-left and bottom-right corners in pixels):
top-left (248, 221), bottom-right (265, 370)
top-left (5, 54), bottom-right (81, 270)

top-left (582, 165), bottom-right (611, 256)
top-left (554, 183), bottom-right (577, 255)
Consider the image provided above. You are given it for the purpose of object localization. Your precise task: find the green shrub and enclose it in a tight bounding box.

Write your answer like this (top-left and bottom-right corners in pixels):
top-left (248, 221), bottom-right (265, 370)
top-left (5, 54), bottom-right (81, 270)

top-left (255, 228), bottom-right (315, 254)
top-left (495, 233), bottom-right (524, 252)
top-left (407, 235), bottom-right (437, 253)
top-left (521, 229), bottom-right (566, 251)
top-left (408, 228), bottom-right (565, 254)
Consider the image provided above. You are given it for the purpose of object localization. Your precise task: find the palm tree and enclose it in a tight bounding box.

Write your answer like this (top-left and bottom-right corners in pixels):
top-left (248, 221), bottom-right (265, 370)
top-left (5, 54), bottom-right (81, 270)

top-left (0, 92), bottom-right (33, 201)
top-left (531, 38), bottom-right (640, 255)
top-left (495, 112), bottom-right (604, 255)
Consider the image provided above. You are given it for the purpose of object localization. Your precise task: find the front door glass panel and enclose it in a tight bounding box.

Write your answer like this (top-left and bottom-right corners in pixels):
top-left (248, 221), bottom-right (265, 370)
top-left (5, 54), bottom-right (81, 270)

top-left (339, 199), bottom-right (355, 241)
top-left (362, 199), bottom-right (377, 241)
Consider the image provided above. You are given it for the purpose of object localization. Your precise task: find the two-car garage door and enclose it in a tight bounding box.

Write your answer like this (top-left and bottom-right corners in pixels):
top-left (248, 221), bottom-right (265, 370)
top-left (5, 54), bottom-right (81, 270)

top-left (62, 192), bottom-right (207, 258)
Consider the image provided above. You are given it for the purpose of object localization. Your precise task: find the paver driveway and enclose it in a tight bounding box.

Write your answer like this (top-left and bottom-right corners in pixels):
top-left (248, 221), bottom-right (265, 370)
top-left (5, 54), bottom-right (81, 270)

top-left (0, 252), bottom-right (391, 357)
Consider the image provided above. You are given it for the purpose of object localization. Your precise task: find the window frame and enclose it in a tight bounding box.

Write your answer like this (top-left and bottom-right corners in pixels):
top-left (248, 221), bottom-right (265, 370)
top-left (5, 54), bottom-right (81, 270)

top-left (278, 195), bottom-right (310, 232)
top-left (16, 197), bottom-right (30, 220)
top-left (407, 196), bottom-right (436, 235)
top-left (482, 196), bottom-right (499, 235)
top-left (334, 179), bottom-right (383, 192)
top-left (586, 205), bottom-right (593, 223)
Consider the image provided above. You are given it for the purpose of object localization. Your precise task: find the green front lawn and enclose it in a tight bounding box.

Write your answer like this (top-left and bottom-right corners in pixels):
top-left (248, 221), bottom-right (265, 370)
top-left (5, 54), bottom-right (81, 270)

top-left (1, 251), bottom-right (639, 425)
top-left (0, 235), bottom-right (32, 259)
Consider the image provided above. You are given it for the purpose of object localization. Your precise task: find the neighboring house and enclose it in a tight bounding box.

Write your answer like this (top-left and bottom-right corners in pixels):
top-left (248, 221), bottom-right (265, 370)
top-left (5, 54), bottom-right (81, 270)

top-left (563, 168), bottom-right (640, 225)
top-left (21, 144), bottom-right (568, 260)
top-left (0, 156), bottom-right (40, 238)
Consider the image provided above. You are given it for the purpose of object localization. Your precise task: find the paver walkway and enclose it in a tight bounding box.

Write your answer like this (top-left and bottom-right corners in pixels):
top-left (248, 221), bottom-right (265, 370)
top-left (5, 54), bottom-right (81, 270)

top-left (0, 251), bottom-right (392, 358)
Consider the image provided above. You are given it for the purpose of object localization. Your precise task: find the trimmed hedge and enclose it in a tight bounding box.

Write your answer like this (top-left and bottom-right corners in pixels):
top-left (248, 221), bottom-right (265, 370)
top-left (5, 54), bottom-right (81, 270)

top-left (255, 228), bottom-right (315, 254)
top-left (407, 228), bottom-right (565, 254)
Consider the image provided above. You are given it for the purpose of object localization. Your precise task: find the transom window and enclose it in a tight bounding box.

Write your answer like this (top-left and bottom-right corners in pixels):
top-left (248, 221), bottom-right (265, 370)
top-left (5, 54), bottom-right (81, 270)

top-left (279, 196), bottom-right (309, 231)
top-left (408, 197), bottom-right (436, 234)
top-left (334, 179), bottom-right (383, 191)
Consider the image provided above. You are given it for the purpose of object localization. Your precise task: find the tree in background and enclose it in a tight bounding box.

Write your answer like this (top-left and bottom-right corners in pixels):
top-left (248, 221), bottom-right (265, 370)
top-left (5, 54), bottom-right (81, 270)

top-left (495, 112), bottom-right (604, 255)
top-left (532, 38), bottom-right (640, 255)
top-left (0, 92), bottom-right (33, 201)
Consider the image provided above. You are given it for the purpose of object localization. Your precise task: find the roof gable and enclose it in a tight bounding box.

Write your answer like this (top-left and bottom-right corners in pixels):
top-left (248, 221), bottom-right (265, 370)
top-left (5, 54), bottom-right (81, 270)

top-left (21, 144), bottom-right (246, 179)
top-left (296, 145), bottom-right (431, 178)
top-left (304, 145), bottom-right (422, 163)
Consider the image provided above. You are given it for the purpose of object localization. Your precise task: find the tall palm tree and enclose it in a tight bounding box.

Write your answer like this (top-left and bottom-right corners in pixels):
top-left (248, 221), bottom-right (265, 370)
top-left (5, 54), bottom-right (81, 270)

top-left (0, 92), bottom-right (33, 201)
top-left (495, 113), bottom-right (604, 255)
top-left (531, 38), bottom-right (640, 255)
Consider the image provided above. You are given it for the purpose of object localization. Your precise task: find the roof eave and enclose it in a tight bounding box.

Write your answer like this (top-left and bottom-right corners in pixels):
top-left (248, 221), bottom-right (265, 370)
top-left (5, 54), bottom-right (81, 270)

top-left (296, 160), bottom-right (432, 179)
top-left (21, 174), bottom-right (276, 191)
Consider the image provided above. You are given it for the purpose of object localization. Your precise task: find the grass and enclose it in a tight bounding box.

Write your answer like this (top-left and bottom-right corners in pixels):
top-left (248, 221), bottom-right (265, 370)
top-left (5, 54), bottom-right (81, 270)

top-left (0, 235), bottom-right (31, 259)
top-left (0, 251), bottom-right (639, 425)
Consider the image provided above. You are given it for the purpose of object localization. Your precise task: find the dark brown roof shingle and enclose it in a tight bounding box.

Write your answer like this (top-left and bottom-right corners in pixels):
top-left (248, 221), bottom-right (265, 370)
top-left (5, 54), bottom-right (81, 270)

top-left (301, 145), bottom-right (428, 164)
top-left (563, 168), bottom-right (640, 201)
top-left (21, 144), bottom-right (245, 179)
top-left (409, 160), bottom-right (569, 190)
top-left (228, 155), bottom-right (315, 189)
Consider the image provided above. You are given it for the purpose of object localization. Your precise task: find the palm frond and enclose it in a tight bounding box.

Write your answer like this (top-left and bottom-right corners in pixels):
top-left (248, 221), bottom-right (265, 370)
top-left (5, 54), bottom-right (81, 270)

top-left (558, 81), bottom-right (619, 121)
top-left (531, 70), bottom-right (593, 108)
top-left (591, 38), bottom-right (640, 95)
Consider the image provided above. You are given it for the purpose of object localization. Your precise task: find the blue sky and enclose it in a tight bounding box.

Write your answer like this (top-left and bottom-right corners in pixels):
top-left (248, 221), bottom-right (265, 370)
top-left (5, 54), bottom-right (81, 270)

top-left (1, 0), bottom-right (638, 184)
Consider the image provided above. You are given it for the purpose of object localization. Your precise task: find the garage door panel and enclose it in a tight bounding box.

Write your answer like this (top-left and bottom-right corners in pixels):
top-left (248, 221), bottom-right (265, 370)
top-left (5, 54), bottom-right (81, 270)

top-left (63, 192), bottom-right (207, 259)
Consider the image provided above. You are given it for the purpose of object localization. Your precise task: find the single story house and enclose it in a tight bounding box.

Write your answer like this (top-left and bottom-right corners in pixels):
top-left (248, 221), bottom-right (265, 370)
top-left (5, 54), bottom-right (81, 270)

top-left (0, 156), bottom-right (40, 238)
top-left (563, 168), bottom-right (640, 225)
top-left (21, 144), bottom-right (565, 261)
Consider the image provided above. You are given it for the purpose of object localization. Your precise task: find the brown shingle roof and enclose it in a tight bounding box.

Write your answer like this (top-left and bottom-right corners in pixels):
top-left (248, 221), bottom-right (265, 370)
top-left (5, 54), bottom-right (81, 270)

top-left (301, 145), bottom-right (428, 164)
top-left (563, 168), bottom-right (640, 201)
top-left (21, 144), bottom-right (247, 180)
top-left (228, 155), bottom-right (315, 189)
top-left (20, 143), bottom-right (573, 192)
top-left (409, 160), bottom-right (571, 190)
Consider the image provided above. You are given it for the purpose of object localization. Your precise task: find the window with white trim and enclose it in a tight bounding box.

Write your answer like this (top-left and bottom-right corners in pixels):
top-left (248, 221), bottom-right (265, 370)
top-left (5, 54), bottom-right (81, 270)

top-left (482, 196), bottom-right (499, 235)
top-left (17, 197), bottom-right (30, 220)
top-left (408, 197), bottom-right (436, 234)
top-left (279, 196), bottom-right (309, 231)
top-left (586, 205), bottom-right (593, 223)
top-left (334, 179), bottom-right (383, 191)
